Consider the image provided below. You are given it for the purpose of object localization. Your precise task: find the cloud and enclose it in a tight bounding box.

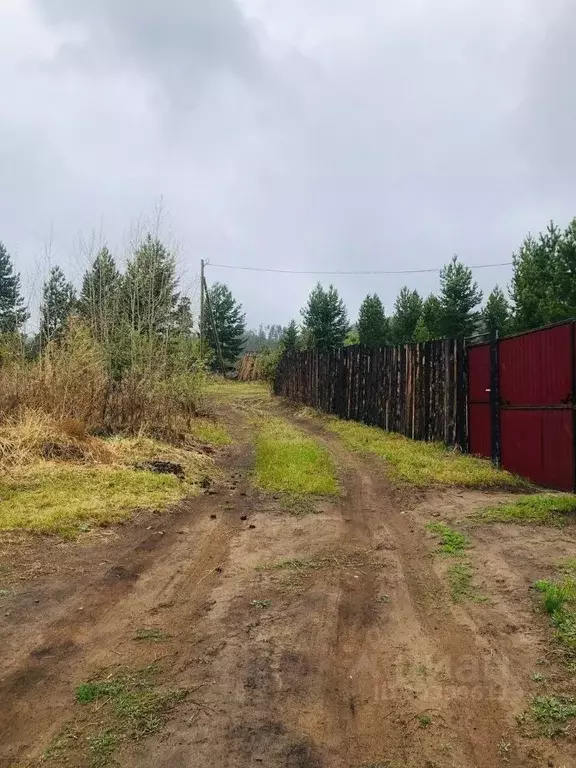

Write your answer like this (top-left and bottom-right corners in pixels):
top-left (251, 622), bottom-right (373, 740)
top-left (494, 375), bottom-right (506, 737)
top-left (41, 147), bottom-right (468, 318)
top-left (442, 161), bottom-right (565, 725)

top-left (32, 0), bottom-right (263, 104)
top-left (2, 0), bottom-right (576, 328)
top-left (515, 1), bottom-right (576, 189)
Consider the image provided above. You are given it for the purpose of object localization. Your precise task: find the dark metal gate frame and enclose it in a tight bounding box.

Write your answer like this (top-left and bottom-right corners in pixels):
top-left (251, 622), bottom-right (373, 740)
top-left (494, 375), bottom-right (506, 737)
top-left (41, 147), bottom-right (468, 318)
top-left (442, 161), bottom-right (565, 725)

top-left (489, 337), bottom-right (501, 468)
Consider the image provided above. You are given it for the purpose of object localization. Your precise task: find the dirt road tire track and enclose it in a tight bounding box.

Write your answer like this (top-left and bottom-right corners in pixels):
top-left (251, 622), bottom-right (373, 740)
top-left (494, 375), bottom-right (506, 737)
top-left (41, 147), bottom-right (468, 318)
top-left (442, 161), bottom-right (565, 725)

top-left (1, 400), bottom-right (574, 767)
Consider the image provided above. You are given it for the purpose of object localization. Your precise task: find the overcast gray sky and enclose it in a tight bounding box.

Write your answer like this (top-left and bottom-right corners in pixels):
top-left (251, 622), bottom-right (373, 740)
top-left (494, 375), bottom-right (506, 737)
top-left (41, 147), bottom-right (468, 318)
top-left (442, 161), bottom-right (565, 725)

top-left (1, 0), bottom-right (575, 328)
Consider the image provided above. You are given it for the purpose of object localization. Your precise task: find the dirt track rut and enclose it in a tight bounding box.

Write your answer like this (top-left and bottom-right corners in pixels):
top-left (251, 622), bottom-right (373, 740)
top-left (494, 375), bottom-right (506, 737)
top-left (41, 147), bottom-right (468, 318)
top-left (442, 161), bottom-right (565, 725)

top-left (1, 402), bottom-right (574, 768)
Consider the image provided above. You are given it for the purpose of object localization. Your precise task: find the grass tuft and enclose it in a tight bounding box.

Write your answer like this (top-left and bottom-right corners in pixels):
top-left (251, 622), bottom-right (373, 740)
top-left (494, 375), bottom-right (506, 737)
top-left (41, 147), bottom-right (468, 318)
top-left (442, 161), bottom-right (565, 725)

top-left (87, 730), bottom-right (118, 767)
top-left (426, 522), bottom-right (470, 555)
top-left (427, 522), bottom-right (485, 603)
top-left (323, 417), bottom-right (524, 488)
top-left (133, 628), bottom-right (170, 643)
top-left (534, 578), bottom-right (576, 615)
top-left (534, 577), bottom-right (576, 658)
top-left (480, 494), bottom-right (576, 527)
top-left (250, 599), bottom-right (271, 609)
top-left (46, 666), bottom-right (187, 766)
top-left (447, 563), bottom-right (486, 603)
top-left (519, 695), bottom-right (576, 738)
top-left (260, 552), bottom-right (373, 593)
top-left (254, 417), bottom-right (339, 496)
top-left (279, 494), bottom-right (318, 516)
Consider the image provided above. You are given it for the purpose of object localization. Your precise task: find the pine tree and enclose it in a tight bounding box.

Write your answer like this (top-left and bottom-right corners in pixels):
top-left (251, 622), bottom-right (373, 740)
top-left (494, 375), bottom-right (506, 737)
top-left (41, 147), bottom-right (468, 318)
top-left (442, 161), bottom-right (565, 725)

top-left (413, 315), bottom-right (431, 342)
top-left (510, 223), bottom-right (561, 331)
top-left (172, 296), bottom-right (194, 337)
top-left (483, 286), bottom-right (510, 338)
top-left (203, 282), bottom-right (246, 365)
top-left (357, 294), bottom-right (389, 348)
top-left (40, 266), bottom-right (76, 344)
top-left (79, 246), bottom-right (121, 343)
top-left (123, 234), bottom-right (179, 337)
top-left (554, 218), bottom-right (576, 321)
top-left (438, 255), bottom-right (482, 339)
top-left (268, 324), bottom-right (284, 344)
top-left (282, 320), bottom-right (299, 353)
top-left (391, 287), bottom-right (422, 344)
top-left (416, 294), bottom-right (443, 341)
top-left (301, 283), bottom-right (349, 350)
top-left (0, 242), bottom-right (28, 333)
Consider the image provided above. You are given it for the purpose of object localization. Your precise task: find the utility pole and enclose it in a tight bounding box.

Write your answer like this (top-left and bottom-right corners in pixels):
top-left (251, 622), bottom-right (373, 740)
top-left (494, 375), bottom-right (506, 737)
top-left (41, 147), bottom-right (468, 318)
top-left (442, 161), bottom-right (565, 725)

top-left (203, 273), bottom-right (227, 376)
top-left (199, 259), bottom-right (205, 360)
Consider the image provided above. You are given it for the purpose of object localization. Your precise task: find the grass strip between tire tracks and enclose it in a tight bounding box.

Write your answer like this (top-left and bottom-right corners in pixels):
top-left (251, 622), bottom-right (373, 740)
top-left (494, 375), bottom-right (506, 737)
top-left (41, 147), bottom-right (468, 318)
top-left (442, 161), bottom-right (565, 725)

top-left (254, 416), bottom-right (339, 496)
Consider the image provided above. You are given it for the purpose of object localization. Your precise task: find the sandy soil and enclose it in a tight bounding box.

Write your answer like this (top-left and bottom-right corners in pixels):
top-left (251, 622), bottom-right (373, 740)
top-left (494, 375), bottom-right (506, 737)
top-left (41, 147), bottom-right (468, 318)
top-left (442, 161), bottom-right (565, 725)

top-left (1, 400), bottom-right (575, 768)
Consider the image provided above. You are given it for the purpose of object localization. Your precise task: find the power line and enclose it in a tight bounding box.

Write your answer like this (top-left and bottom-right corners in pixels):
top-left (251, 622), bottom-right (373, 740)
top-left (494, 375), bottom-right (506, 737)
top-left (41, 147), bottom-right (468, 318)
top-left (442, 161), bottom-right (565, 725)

top-left (206, 261), bottom-right (513, 276)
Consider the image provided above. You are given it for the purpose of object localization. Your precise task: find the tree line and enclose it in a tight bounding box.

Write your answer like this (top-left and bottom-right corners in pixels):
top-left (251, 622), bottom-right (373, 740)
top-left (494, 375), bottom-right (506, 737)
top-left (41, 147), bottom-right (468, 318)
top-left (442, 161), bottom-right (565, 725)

top-left (2, 217), bottom-right (576, 367)
top-left (0, 236), bottom-right (202, 375)
top-left (264, 217), bottom-right (576, 353)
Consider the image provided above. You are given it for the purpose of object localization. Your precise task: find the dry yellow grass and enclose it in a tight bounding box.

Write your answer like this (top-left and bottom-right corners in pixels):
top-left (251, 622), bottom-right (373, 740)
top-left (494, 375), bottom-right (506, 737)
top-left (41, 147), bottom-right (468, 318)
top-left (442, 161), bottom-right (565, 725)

top-left (0, 319), bottom-right (206, 441)
top-left (0, 411), bottom-right (216, 538)
top-left (0, 410), bottom-right (113, 474)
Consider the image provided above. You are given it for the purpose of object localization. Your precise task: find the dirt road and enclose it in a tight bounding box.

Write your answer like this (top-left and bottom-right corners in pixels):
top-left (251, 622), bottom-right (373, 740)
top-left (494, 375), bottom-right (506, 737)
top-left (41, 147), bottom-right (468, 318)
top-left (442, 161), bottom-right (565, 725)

top-left (1, 398), bottom-right (575, 768)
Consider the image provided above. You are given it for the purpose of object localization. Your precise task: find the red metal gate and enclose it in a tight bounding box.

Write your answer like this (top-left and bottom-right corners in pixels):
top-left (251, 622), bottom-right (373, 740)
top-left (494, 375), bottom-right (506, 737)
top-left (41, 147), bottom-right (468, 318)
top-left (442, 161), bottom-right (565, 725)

top-left (468, 322), bottom-right (576, 491)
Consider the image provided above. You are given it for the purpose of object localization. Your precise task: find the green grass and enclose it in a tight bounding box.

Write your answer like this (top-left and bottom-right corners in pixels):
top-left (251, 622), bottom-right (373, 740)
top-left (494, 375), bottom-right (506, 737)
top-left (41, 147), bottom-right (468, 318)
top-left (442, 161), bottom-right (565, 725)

top-left (188, 417), bottom-right (231, 447)
top-left (427, 522), bottom-right (485, 602)
top-left (0, 430), bottom-right (214, 539)
top-left (426, 522), bottom-right (470, 555)
top-left (417, 714), bottom-right (432, 728)
top-left (480, 494), bottom-right (576, 527)
top-left (534, 577), bottom-right (576, 658)
top-left (447, 563), bottom-right (486, 603)
top-left (254, 417), bottom-right (339, 495)
top-left (46, 666), bottom-right (187, 766)
top-left (535, 577), bottom-right (576, 614)
top-left (519, 695), bottom-right (576, 738)
top-left (0, 467), bottom-right (191, 537)
top-left (559, 558), bottom-right (576, 575)
top-left (0, 466), bottom-right (194, 538)
top-left (205, 379), bottom-right (270, 401)
top-left (323, 417), bottom-right (524, 488)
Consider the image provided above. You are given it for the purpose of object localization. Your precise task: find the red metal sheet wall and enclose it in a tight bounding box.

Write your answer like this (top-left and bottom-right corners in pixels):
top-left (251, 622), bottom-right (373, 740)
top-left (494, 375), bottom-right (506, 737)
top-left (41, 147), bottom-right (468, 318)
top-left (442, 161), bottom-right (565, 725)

top-left (500, 410), bottom-right (573, 490)
top-left (469, 403), bottom-right (491, 458)
top-left (500, 323), bottom-right (573, 405)
top-left (467, 343), bottom-right (491, 458)
top-left (467, 323), bottom-right (575, 490)
top-left (467, 344), bottom-right (490, 403)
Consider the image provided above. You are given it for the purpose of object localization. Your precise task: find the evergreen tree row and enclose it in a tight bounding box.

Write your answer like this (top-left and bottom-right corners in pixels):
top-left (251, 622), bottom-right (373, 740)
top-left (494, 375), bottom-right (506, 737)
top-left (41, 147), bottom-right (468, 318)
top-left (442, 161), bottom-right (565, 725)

top-left (0, 237), bottom-right (246, 371)
top-left (279, 217), bottom-right (576, 352)
top-left (3, 215), bottom-right (576, 363)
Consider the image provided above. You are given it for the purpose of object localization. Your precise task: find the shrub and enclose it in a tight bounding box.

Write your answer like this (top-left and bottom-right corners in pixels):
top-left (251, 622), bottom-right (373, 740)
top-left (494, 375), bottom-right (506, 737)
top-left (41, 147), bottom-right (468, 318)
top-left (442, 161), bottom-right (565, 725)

top-left (0, 318), bottom-right (205, 442)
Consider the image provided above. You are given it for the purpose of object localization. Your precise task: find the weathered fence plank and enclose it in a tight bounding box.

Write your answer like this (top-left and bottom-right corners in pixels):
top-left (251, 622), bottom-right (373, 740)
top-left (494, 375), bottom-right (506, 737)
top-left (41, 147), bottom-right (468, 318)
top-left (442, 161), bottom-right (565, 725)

top-left (274, 341), bottom-right (467, 447)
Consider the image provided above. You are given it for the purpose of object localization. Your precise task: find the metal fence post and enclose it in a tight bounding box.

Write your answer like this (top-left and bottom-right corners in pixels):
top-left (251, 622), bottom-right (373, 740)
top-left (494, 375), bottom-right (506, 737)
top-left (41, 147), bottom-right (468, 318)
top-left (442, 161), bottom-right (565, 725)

top-left (490, 334), bottom-right (501, 467)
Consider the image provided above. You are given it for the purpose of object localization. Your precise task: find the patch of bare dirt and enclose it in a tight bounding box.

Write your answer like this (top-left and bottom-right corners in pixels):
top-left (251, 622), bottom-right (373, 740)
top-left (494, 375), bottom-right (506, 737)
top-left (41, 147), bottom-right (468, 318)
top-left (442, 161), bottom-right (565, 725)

top-left (1, 401), bottom-right (576, 768)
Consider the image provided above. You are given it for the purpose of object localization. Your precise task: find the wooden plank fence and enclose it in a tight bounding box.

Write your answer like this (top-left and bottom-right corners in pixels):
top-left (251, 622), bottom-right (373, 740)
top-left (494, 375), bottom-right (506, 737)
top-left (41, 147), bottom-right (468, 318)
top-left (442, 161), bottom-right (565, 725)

top-left (274, 340), bottom-right (467, 447)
